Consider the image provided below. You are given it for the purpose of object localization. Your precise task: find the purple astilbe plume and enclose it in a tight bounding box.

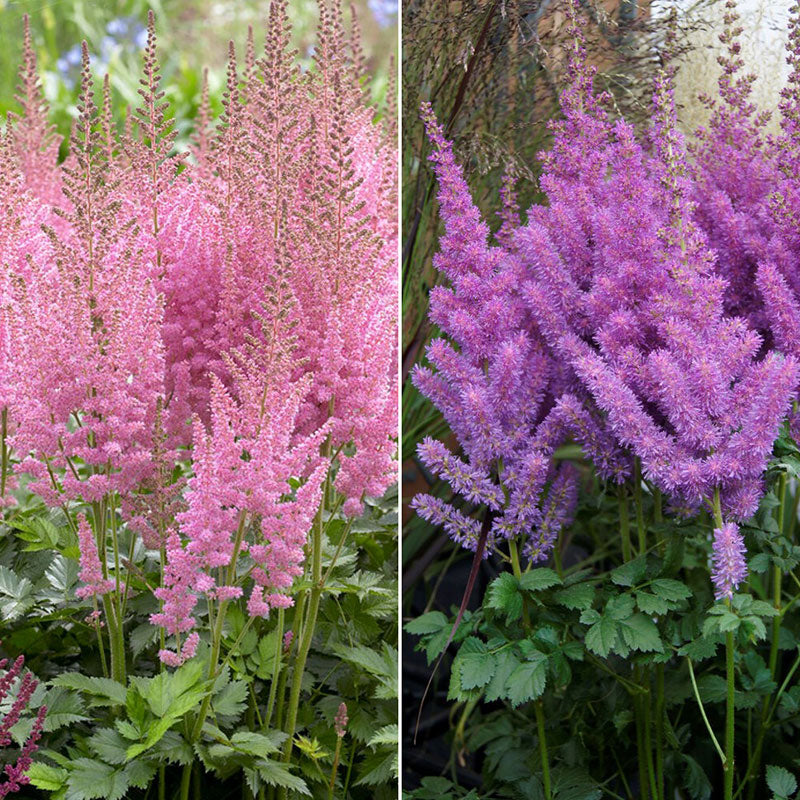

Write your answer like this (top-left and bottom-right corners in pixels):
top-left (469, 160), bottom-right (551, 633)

top-left (690, 1), bottom-right (778, 330)
top-left (414, 0), bottom-right (799, 564)
top-left (412, 104), bottom-right (566, 555)
top-left (711, 522), bottom-right (748, 600)
top-left (523, 463), bottom-right (579, 564)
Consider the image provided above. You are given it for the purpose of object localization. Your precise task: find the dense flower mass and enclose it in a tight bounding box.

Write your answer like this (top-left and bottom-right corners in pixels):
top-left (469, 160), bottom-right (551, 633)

top-left (2, 0), bottom-right (397, 666)
top-left (413, 0), bottom-right (800, 587)
top-left (711, 522), bottom-right (748, 600)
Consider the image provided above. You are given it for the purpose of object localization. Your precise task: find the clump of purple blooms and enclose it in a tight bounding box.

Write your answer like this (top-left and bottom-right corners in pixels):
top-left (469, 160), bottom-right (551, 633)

top-left (413, 0), bottom-right (800, 601)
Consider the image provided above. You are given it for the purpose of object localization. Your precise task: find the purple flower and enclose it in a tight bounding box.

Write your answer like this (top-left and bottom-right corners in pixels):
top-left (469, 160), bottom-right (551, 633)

top-left (711, 522), bottom-right (747, 600)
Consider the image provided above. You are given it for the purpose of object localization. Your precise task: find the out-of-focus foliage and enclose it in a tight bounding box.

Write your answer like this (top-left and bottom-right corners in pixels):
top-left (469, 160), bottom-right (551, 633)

top-left (0, 0), bottom-right (397, 153)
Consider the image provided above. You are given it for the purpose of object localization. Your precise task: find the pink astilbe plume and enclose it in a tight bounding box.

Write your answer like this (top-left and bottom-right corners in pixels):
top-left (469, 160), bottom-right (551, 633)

top-left (152, 279), bottom-right (329, 664)
top-left (3, 44), bottom-right (165, 507)
top-left (6, 15), bottom-right (62, 205)
top-left (75, 515), bottom-right (115, 600)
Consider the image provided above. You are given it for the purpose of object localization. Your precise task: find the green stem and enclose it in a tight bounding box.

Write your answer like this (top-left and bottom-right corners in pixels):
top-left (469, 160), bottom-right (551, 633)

top-left (280, 468), bottom-right (330, 792)
top-left (619, 487), bottom-right (632, 562)
top-left (264, 607), bottom-right (285, 729)
top-left (633, 458), bottom-right (646, 555)
top-left (725, 629), bottom-right (735, 800)
top-left (509, 538), bottom-right (530, 627)
top-left (328, 737), bottom-right (342, 800)
top-left (655, 664), bottom-right (665, 800)
top-left (687, 658), bottom-right (726, 764)
top-left (634, 668), bottom-right (649, 800)
top-left (642, 667), bottom-right (658, 800)
top-left (535, 700), bottom-right (552, 800)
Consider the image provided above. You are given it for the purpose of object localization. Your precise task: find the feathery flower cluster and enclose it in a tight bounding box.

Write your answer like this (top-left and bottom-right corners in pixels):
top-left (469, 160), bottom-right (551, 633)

top-left (4, 2), bottom-right (397, 664)
top-left (75, 516), bottom-right (115, 600)
top-left (414, 0), bottom-right (800, 573)
top-left (711, 522), bottom-right (748, 600)
top-left (0, 645), bottom-right (46, 798)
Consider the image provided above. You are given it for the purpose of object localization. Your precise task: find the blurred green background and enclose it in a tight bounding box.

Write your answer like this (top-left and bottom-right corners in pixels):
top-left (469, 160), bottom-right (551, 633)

top-left (0, 0), bottom-right (397, 152)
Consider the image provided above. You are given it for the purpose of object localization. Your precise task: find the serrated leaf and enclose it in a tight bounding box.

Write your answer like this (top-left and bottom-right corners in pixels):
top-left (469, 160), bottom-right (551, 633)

top-left (230, 730), bottom-right (286, 757)
top-left (486, 573), bottom-right (522, 622)
top-left (65, 759), bottom-right (127, 800)
top-left (212, 679), bottom-right (247, 719)
top-left (586, 616), bottom-right (617, 658)
top-left (52, 674), bottom-right (127, 706)
top-left (367, 724), bottom-right (398, 747)
top-left (619, 614), bottom-right (664, 653)
top-left (607, 594), bottom-right (635, 621)
top-left (678, 636), bottom-right (720, 662)
top-left (767, 765), bottom-right (797, 798)
top-left (519, 568), bottom-right (562, 592)
top-left (405, 611), bottom-right (448, 635)
top-left (650, 578), bottom-right (691, 602)
top-left (485, 650), bottom-right (521, 703)
top-left (88, 729), bottom-right (128, 765)
top-left (27, 762), bottom-right (68, 791)
top-left (257, 759), bottom-right (310, 794)
top-left (636, 591), bottom-right (670, 615)
top-left (683, 754), bottom-right (712, 800)
top-left (457, 638), bottom-right (496, 690)
top-left (610, 557), bottom-right (647, 587)
top-left (506, 656), bottom-right (547, 707)
top-left (554, 583), bottom-right (595, 611)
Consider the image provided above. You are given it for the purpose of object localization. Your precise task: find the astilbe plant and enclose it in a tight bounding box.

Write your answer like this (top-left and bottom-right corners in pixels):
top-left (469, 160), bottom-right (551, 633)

top-left (409, 2), bottom-right (800, 799)
top-left (0, 645), bottom-right (46, 799)
top-left (0, 2), bottom-right (396, 797)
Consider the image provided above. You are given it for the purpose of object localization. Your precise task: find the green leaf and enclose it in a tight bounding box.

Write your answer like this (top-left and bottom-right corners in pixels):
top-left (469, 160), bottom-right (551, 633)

top-left (554, 582), bottom-right (595, 611)
top-left (506, 656), bottom-right (547, 707)
top-left (257, 759), bottom-right (310, 795)
top-left (678, 636), bottom-right (720, 662)
top-left (52, 674), bottom-right (127, 707)
top-left (229, 730), bottom-right (286, 757)
top-left (650, 578), bottom-right (692, 602)
top-left (88, 729), bottom-right (129, 765)
top-left (610, 557), bottom-right (647, 587)
top-left (519, 568), bottom-right (562, 592)
top-left (42, 687), bottom-right (90, 731)
top-left (367, 724), bottom-right (398, 747)
top-left (636, 591), bottom-right (670, 615)
top-left (586, 616), bottom-right (617, 658)
top-left (123, 760), bottom-right (157, 790)
top-left (405, 611), bottom-right (448, 635)
top-left (486, 573), bottom-right (522, 622)
top-left (619, 614), bottom-right (664, 653)
top-left (27, 762), bottom-right (68, 792)
top-left (766, 765), bottom-right (797, 798)
top-left (212, 679), bottom-right (248, 719)
top-left (457, 638), bottom-right (496, 690)
top-left (682, 754), bottom-right (712, 800)
top-left (65, 759), bottom-right (128, 800)
top-left (485, 650), bottom-right (521, 703)
top-left (606, 594), bottom-right (635, 621)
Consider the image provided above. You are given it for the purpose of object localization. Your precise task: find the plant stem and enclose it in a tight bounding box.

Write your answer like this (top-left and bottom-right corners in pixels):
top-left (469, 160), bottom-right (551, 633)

top-left (535, 699), bottom-right (552, 800)
top-left (265, 607), bottom-right (285, 729)
top-left (725, 629), bottom-right (735, 800)
top-left (642, 667), bottom-right (658, 800)
top-left (618, 487), bottom-right (632, 562)
top-left (655, 663), bottom-right (665, 800)
top-left (280, 462), bottom-right (331, 793)
top-left (687, 657), bottom-right (726, 764)
top-left (509, 538), bottom-right (530, 627)
top-left (633, 458), bottom-right (646, 555)
top-left (328, 737), bottom-right (342, 800)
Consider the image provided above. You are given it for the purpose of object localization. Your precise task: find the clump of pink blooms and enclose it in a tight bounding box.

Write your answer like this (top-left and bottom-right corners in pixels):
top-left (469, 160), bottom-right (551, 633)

top-left (414, 0), bottom-right (800, 600)
top-left (2, 0), bottom-right (396, 666)
top-left (0, 645), bottom-right (46, 798)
